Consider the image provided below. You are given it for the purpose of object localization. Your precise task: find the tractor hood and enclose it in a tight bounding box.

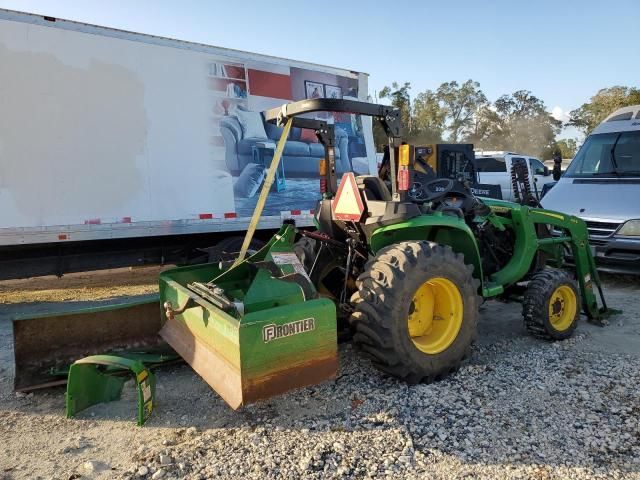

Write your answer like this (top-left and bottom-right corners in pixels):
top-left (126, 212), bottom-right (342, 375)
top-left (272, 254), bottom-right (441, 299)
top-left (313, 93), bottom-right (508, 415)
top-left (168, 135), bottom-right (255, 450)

top-left (542, 177), bottom-right (640, 222)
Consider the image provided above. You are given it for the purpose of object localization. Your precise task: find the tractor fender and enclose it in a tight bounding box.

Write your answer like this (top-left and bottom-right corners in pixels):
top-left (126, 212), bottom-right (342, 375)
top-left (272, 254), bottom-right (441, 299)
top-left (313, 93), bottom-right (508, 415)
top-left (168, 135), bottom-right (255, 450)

top-left (369, 214), bottom-right (484, 290)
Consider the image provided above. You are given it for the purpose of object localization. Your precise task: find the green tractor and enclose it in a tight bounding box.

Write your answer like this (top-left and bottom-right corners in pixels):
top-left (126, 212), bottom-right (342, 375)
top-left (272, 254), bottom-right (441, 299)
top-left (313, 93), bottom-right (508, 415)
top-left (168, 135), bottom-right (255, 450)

top-left (13, 99), bottom-right (612, 414)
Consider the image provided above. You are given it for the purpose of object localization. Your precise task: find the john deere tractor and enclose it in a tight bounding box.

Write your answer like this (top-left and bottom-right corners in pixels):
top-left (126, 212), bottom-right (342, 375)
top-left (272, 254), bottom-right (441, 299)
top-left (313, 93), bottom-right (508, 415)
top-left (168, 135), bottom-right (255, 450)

top-left (13, 99), bottom-right (612, 414)
top-left (266, 99), bottom-right (609, 384)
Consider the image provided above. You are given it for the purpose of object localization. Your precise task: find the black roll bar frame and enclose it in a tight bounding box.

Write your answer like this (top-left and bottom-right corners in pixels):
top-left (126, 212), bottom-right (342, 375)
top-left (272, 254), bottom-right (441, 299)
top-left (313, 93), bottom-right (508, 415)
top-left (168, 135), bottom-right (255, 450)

top-left (263, 99), bottom-right (402, 197)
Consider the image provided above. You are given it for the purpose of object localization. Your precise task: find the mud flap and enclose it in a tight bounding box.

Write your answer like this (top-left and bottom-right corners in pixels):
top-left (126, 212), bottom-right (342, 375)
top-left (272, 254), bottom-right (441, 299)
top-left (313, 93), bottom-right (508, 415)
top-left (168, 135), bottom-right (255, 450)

top-left (66, 355), bottom-right (158, 426)
top-left (13, 298), bottom-right (162, 391)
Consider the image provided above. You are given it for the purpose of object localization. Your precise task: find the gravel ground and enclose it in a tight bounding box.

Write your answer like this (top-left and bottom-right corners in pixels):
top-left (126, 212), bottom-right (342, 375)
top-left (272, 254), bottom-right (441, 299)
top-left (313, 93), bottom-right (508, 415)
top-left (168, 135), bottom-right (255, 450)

top-left (1, 274), bottom-right (639, 479)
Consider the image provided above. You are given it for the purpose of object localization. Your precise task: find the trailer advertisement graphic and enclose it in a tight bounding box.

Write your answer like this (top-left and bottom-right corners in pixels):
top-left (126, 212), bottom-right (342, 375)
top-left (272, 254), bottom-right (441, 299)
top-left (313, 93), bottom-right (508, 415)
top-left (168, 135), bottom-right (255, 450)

top-left (211, 64), bottom-right (370, 217)
top-left (0, 10), bottom-right (375, 249)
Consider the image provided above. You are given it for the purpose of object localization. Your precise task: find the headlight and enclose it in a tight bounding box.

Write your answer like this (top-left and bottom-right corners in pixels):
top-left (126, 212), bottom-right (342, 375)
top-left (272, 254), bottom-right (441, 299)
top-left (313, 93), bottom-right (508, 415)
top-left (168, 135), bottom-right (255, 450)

top-left (617, 219), bottom-right (640, 236)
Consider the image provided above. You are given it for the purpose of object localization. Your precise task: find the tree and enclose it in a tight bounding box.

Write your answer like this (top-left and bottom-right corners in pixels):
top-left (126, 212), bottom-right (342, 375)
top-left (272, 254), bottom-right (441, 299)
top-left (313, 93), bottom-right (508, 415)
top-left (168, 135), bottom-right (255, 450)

top-left (375, 82), bottom-right (448, 148)
top-left (436, 80), bottom-right (488, 142)
top-left (568, 86), bottom-right (640, 135)
top-left (372, 81), bottom-right (562, 158)
top-left (554, 138), bottom-right (578, 158)
top-left (494, 90), bottom-right (548, 118)
top-left (411, 90), bottom-right (445, 144)
top-left (483, 90), bottom-right (562, 157)
top-left (465, 104), bottom-right (503, 150)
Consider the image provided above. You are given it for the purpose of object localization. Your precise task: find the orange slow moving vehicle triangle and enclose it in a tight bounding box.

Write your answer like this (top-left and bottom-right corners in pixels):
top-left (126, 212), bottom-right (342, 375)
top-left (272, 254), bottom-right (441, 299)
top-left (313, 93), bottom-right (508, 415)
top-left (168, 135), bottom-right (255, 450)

top-left (332, 172), bottom-right (365, 221)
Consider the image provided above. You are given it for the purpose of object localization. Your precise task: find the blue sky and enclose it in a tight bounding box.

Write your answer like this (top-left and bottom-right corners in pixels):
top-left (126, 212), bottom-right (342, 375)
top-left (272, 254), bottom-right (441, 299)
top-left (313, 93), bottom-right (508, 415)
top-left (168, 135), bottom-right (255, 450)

top-left (1, 0), bottom-right (638, 139)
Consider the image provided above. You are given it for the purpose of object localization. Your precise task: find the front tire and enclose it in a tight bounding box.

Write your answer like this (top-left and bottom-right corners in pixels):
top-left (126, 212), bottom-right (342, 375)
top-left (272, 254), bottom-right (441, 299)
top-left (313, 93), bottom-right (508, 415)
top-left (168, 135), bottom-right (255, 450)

top-left (523, 268), bottom-right (580, 340)
top-left (350, 241), bottom-right (480, 383)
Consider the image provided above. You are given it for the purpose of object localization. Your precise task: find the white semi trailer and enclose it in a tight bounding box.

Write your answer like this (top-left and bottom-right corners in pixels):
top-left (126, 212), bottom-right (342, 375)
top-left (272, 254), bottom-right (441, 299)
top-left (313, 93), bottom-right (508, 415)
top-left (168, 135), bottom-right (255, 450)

top-left (0, 9), bottom-right (376, 279)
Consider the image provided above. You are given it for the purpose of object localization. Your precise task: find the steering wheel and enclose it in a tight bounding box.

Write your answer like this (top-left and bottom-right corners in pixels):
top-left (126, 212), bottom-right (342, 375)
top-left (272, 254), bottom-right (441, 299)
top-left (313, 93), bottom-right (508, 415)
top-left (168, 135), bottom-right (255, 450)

top-left (418, 178), bottom-right (456, 202)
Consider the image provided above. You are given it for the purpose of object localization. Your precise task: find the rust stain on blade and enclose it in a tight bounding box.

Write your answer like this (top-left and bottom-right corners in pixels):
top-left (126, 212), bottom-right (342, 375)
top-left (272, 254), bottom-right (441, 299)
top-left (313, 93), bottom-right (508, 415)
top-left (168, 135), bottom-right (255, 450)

top-left (242, 355), bottom-right (338, 405)
top-left (159, 317), bottom-right (244, 409)
top-left (159, 317), bottom-right (338, 409)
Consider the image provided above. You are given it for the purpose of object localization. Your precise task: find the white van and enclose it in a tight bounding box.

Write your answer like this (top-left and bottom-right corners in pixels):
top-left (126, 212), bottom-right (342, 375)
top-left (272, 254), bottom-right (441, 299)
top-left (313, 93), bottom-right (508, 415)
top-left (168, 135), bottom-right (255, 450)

top-left (474, 151), bottom-right (554, 201)
top-left (542, 105), bottom-right (640, 274)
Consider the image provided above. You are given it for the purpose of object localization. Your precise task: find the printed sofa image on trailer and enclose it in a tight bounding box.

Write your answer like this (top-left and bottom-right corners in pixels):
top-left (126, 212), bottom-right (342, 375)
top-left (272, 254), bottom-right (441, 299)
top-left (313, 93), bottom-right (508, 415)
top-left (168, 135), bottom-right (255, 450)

top-left (216, 65), bottom-right (373, 217)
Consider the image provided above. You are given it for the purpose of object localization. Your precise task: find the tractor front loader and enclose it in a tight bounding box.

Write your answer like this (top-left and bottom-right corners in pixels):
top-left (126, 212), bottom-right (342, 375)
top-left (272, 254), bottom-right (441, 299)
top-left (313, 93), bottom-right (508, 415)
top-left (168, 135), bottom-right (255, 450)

top-left (12, 99), bottom-right (613, 413)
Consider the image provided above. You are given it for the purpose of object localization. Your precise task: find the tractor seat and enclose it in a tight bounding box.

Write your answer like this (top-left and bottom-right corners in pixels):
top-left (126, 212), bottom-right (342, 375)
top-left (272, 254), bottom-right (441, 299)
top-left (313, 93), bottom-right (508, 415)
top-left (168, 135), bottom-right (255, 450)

top-left (356, 176), bottom-right (392, 202)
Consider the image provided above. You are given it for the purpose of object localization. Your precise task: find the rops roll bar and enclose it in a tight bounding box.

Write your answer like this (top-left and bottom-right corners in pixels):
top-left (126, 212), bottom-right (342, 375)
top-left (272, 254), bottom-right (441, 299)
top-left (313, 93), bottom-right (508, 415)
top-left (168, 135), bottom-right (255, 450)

top-left (263, 99), bottom-right (402, 197)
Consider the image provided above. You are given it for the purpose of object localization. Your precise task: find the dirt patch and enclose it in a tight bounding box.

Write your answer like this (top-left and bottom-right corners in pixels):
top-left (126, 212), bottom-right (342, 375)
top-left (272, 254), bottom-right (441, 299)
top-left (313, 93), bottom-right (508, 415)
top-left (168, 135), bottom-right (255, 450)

top-left (0, 266), bottom-right (171, 304)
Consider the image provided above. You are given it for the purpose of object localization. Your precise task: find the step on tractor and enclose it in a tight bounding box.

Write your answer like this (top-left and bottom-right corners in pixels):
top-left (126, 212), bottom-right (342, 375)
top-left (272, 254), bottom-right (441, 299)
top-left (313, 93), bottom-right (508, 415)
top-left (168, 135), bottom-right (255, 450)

top-left (13, 99), bottom-right (613, 416)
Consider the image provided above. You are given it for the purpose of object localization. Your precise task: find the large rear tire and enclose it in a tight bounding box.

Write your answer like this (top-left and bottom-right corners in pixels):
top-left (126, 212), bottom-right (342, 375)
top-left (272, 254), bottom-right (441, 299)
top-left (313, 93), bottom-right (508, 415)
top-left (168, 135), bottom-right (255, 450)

top-left (523, 268), bottom-right (580, 340)
top-left (350, 241), bottom-right (480, 383)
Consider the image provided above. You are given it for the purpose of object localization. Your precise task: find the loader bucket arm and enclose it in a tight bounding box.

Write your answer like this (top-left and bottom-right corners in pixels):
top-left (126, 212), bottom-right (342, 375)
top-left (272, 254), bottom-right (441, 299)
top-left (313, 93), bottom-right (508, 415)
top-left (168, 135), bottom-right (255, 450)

top-left (482, 199), bottom-right (610, 322)
top-left (528, 208), bottom-right (610, 323)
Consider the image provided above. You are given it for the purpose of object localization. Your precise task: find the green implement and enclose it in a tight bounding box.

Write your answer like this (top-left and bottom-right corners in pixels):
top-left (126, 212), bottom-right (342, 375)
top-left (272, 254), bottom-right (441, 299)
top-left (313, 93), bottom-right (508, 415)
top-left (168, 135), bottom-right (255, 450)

top-left (13, 299), bottom-right (162, 392)
top-left (66, 354), bottom-right (163, 426)
top-left (158, 224), bottom-right (337, 409)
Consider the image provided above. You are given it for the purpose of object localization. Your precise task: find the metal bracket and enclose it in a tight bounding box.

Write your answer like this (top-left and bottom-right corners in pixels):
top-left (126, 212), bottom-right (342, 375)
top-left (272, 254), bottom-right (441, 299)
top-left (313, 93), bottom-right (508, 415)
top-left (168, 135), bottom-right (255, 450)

top-left (251, 260), bottom-right (318, 300)
top-left (186, 283), bottom-right (238, 313)
top-left (66, 355), bottom-right (158, 426)
top-left (163, 298), bottom-right (196, 320)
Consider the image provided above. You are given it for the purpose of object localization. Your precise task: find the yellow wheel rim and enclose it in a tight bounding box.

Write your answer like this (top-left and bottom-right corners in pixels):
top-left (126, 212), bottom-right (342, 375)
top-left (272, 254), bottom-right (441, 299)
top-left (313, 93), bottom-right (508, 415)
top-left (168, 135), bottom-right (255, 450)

top-left (548, 285), bottom-right (577, 332)
top-left (407, 277), bottom-right (463, 354)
